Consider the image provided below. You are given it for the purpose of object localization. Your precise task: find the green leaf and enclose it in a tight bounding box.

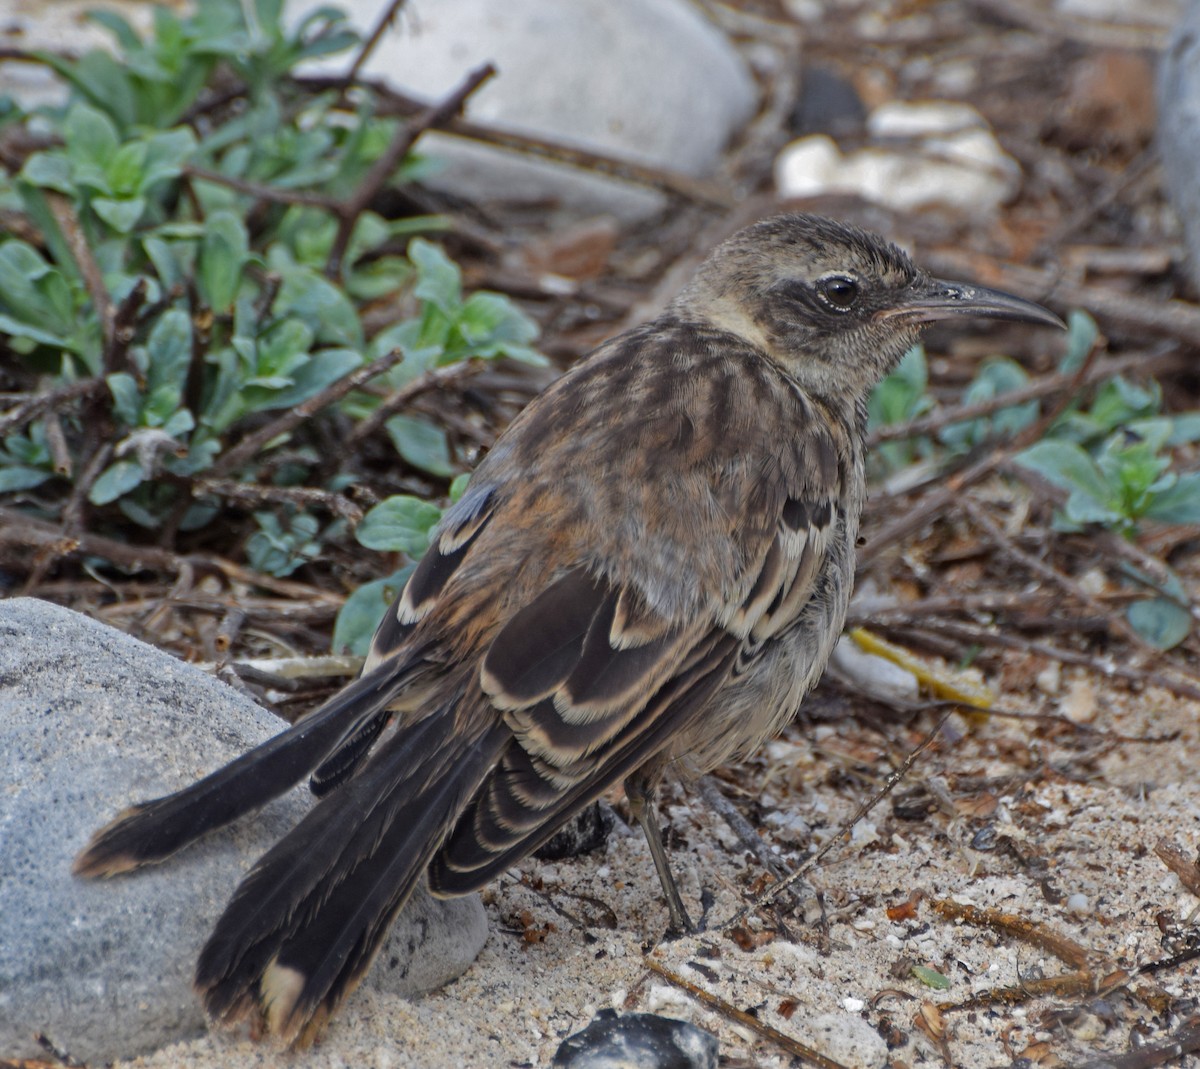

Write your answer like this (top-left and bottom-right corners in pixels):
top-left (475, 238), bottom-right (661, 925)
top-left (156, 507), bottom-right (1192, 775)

top-left (1127, 597), bottom-right (1191, 650)
top-left (356, 494), bottom-right (442, 556)
top-left (0, 466), bottom-right (54, 493)
top-left (63, 101), bottom-right (121, 174)
top-left (332, 565), bottom-right (414, 656)
top-left (941, 356), bottom-right (1036, 453)
top-left (385, 413), bottom-right (455, 477)
top-left (270, 252), bottom-right (362, 348)
top-left (92, 196), bottom-right (147, 233)
top-left (911, 965), bottom-right (951, 991)
top-left (139, 127), bottom-right (196, 189)
top-left (106, 371), bottom-right (143, 426)
top-left (246, 347), bottom-right (361, 412)
top-left (21, 152), bottom-right (75, 195)
top-left (1057, 309), bottom-right (1099, 373)
top-left (145, 308), bottom-right (193, 400)
top-left (1015, 440), bottom-right (1111, 504)
top-left (409, 237), bottom-right (462, 314)
top-left (869, 345), bottom-right (930, 428)
top-left (0, 312), bottom-right (70, 349)
top-left (0, 242), bottom-right (77, 339)
top-left (199, 210), bottom-right (250, 311)
top-left (246, 509), bottom-right (323, 577)
top-left (1014, 440), bottom-right (1123, 528)
top-left (1166, 413), bottom-right (1200, 446)
top-left (1144, 473), bottom-right (1200, 525)
top-left (89, 459), bottom-right (144, 504)
top-left (449, 472), bottom-right (470, 503)
top-left (106, 140), bottom-right (148, 196)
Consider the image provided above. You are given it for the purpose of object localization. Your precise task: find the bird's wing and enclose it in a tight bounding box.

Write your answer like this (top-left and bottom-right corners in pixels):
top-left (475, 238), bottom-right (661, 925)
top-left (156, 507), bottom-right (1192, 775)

top-left (429, 424), bottom-right (849, 892)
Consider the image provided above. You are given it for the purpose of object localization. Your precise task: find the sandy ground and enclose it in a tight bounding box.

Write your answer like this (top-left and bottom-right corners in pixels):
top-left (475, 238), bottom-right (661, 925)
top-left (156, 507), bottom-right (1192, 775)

top-left (112, 669), bottom-right (1200, 1069)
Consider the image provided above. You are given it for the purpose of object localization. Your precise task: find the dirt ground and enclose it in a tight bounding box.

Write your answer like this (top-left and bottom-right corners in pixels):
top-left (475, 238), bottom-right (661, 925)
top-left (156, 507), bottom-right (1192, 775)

top-left (109, 671), bottom-right (1200, 1068)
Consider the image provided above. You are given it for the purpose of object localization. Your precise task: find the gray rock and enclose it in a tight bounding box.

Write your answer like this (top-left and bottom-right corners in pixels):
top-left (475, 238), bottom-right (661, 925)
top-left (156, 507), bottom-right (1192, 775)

top-left (1160, 1), bottom-right (1200, 289)
top-left (295, 0), bottom-right (756, 222)
top-left (552, 1009), bottom-right (718, 1069)
top-left (0, 597), bottom-right (487, 1063)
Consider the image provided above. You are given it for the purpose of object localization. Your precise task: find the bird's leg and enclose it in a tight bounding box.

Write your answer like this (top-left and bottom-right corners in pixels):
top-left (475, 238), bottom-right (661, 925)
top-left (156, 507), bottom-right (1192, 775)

top-left (624, 772), bottom-right (695, 936)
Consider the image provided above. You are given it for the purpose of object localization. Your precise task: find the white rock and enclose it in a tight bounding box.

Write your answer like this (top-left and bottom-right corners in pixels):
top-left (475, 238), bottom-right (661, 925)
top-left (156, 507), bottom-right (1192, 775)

top-left (293, 0), bottom-right (756, 222)
top-left (1066, 892), bottom-right (1091, 915)
top-left (776, 100), bottom-right (1021, 215)
top-left (830, 635), bottom-right (919, 701)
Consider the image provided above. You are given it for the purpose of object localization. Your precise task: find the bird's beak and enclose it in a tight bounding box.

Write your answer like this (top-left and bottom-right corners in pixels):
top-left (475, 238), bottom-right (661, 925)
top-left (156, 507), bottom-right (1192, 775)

top-left (878, 277), bottom-right (1066, 330)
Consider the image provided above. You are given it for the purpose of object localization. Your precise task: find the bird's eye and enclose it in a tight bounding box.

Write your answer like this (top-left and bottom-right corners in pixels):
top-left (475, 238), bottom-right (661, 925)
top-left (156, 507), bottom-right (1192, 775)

top-left (818, 275), bottom-right (859, 311)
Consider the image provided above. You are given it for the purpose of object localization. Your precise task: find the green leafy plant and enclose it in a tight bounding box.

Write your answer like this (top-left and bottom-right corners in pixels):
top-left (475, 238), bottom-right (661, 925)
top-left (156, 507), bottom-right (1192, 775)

top-left (1015, 424), bottom-right (1200, 650)
top-left (868, 344), bottom-right (935, 473)
top-left (0, 0), bottom-right (543, 655)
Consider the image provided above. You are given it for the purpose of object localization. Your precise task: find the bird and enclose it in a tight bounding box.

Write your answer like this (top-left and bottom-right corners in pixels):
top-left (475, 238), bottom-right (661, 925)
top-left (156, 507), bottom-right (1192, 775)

top-left (74, 213), bottom-right (1063, 1046)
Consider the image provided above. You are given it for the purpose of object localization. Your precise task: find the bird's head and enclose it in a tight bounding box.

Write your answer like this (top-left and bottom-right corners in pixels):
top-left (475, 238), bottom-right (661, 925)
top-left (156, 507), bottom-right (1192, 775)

top-left (675, 213), bottom-right (1063, 401)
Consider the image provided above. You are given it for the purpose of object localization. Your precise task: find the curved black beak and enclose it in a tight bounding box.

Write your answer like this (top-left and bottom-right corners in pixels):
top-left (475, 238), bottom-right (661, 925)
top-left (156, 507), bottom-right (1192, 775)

top-left (878, 277), bottom-right (1066, 331)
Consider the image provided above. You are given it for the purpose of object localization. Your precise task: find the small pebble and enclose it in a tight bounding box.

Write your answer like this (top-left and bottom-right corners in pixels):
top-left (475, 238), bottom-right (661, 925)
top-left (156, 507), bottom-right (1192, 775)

top-left (1066, 893), bottom-right (1091, 915)
top-left (1060, 679), bottom-right (1098, 724)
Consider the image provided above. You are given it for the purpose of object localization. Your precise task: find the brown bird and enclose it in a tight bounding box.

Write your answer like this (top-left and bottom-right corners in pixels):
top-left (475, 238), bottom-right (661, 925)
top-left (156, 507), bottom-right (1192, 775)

top-left (75, 213), bottom-right (1062, 1045)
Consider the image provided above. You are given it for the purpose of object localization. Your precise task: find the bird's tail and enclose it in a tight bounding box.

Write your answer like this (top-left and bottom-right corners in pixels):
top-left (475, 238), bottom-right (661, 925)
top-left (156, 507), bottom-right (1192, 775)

top-left (196, 706), bottom-right (508, 1046)
top-left (72, 654), bottom-right (435, 878)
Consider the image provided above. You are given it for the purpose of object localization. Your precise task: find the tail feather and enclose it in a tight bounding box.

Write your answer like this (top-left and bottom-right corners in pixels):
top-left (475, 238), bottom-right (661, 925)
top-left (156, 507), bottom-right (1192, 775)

top-left (73, 655), bottom-right (431, 878)
top-left (195, 709), bottom-right (507, 1044)
top-left (195, 709), bottom-right (462, 1006)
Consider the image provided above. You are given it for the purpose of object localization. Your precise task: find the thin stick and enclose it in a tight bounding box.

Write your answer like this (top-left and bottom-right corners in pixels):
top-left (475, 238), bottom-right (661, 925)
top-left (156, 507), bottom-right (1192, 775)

top-left (719, 712), bottom-right (951, 930)
top-left (325, 63), bottom-right (495, 278)
top-left (339, 0), bottom-right (409, 99)
top-left (868, 346), bottom-right (1178, 446)
top-left (643, 958), bottom-right (851, 1069)
top-left (208, 346), bottom-right (408, 477)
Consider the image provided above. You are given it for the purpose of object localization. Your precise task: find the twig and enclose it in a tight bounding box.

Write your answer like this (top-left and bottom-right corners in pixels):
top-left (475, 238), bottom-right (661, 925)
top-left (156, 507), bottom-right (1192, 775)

top-left (213, 606), bottom-right (246, 656)
top-left (719, 712), bottom-right (951, 930)
top-left (931, 899), bottom-right (1091, 968)
top-left (697, 775), bottom-right (791, 881)
top-left (210, 653), bottom-right (362, 679)
top-left (325, 63), bottom-right (496, 278)
top-left (44, 191), bottom-right (112, 347)
top-left (643, 958), bottom-right (851, 1069)
top-left (194, 479), bottom-right (365, 523)
top-left (183, 165), bottom-right (335, 210)
top-left (0, 505), bottom-right (346, 600)
top-left (42, 411), bottom-right (72, 477)
top-left (957, 496), bottom-right (1157, 657)
top-left (345, 361), bottom-right (482, 449)
top-left (867, 347), bottom-right (1179, 446)
top-left (1077, 1018), bottom-right (1200, 1069)
top-left (295, 73), bottom-right (732, 208)
top-left (208, 346), bottom-right (409, 477)
top-left (1154, 839), bottom-right (1200, 899)
top-left (104, 277), bottom-right (148, 377)
top-left (0, 379), bottom-right (107, 438)
top-left (59, 441), bottom-right (111, 537)
top-left (338, 0), bottom-right (409, 100)
top-left (859, 444), bottom-right (1016, 568)
top-left (893, 617), bottom-right (1200, 702)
